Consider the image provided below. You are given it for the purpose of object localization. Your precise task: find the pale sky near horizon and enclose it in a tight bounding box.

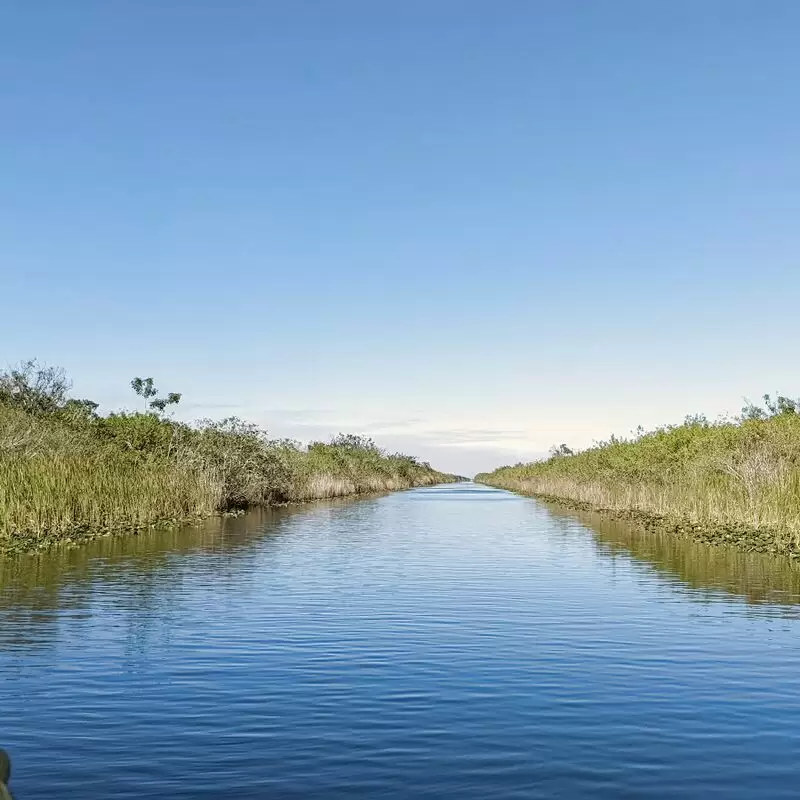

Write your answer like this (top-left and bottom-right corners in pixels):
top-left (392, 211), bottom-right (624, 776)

top-left (2, 2), bottom-right (798, 475)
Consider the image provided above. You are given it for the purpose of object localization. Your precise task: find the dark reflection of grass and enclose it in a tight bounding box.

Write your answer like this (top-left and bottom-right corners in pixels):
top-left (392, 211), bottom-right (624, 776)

top-left (0, 497), bottom-right (370, 653)
top-left (547, 503), bottom-right (800, 607)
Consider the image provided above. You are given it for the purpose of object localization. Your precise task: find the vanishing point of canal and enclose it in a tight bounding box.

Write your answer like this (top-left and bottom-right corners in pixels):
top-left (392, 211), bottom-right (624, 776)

top-left (2, 483), bottom-right (800, 798)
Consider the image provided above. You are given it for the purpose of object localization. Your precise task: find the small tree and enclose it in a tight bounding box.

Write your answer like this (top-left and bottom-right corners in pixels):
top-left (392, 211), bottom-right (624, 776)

top-left (131, 377), bottom-right (157, 412)
top-left (549, 443), bottom-right (574, 458)
top-left (130, 377), bottom-right (182, 415)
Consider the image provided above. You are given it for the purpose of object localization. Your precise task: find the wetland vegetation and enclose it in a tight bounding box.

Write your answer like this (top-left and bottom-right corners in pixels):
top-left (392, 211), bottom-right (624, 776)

top-left (0, 360), bottom-right (455, 551)
top-left (477, 394), bottom-right (800, 556)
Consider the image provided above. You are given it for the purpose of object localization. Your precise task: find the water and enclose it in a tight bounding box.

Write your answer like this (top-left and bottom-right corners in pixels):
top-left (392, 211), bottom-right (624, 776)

top-left (2, 483), bottom-right (800, 798)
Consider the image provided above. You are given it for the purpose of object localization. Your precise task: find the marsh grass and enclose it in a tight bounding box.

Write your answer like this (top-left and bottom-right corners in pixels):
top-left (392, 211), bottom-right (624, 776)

top-left (476, 410), bottom-right (800, 555)
top-left (0, 369), bottom-right (454, 549)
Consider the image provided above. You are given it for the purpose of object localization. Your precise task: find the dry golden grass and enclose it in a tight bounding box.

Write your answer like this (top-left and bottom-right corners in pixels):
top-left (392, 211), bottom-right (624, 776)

top-left (0, 451), bottom-right (221, 542)
top-left (289, 470), bottom-right (443, 501)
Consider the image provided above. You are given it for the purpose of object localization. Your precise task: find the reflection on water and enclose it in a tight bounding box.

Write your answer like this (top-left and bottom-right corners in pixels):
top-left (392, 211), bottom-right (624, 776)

top-left (2, 485), bottom-right (800, 799)
top-left (546, 504), bottom-right (800, 609)
top-left (0, 512), bottom-right (257, 654)
top-left (0, 498), bottom-right (365, 654)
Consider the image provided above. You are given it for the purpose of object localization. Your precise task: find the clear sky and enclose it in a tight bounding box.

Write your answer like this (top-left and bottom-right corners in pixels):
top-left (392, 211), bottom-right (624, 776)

top-left (2, 1), bottom-right (798, 475)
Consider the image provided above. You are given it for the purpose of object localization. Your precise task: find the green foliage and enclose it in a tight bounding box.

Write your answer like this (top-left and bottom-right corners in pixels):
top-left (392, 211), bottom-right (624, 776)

top-left (150, 393), bottom-right (182, 413)
top-left (741, 393), bottom-right (800, 421)
top-left (477, 398), bottom-right (800, 552)
top-left (62, 398), bottom-right (100, 423)
top-left (329, 433), bottom-right (381, 451)
top-left (188, 417), bottom-right (296, 508)
top-left (130, 377), bottom-right (182, 414)
top-left (0, 359), bottom-right (71, 415)
top-left (0, 363), bottom-right (454, 546)
top-left (130, 377), bottom-right (157, 406)
top-left (299, 435), bottom-right (435, 495)
top-left (97, 412), bottom-right (183, 457)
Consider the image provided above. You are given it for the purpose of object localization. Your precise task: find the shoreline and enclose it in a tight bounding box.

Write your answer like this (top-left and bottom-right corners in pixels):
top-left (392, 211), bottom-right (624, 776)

top-left (475, 404), bottom-right (800, 560)
top-left (0, 361), bottom-right (460, 554)
top-left (478, 482), bottom-right (800, 559)
top-left (1, 479), bottom-right (457, 555)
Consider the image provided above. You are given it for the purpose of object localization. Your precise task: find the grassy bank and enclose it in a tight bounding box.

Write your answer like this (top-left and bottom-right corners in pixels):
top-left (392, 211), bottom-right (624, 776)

top-left (476, 396), bottom-right (800, 556)
top-left (0, 361), bottom-right (456, 551)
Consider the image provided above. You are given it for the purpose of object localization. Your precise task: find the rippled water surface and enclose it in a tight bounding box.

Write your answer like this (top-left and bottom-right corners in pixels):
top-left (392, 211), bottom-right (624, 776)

top-left (2, 483), bottom-right (800, 798)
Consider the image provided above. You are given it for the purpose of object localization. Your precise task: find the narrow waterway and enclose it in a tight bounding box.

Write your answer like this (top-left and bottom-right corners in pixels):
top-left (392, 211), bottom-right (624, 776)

top-left (2, 483), bottom-right (800, 798)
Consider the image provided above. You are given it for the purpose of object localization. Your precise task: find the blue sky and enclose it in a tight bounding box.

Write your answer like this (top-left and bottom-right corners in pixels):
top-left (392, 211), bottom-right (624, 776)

top-left (2, 1), bottom-right (798, 475)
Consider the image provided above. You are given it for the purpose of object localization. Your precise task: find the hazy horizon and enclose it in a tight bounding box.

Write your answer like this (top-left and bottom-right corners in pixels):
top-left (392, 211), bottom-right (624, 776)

top-left (3, 2), bottom-right (798, 476)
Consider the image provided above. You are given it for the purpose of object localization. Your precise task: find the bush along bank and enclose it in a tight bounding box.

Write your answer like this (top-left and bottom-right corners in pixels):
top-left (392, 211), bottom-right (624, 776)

top-left (476, 395), bottom-right (800, 557)
top-left (0, 361), bottom-right (457, 551)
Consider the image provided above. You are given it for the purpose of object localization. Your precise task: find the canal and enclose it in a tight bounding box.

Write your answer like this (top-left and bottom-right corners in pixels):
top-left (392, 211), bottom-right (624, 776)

top-left (2, 483), bottom-right (799, 798)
